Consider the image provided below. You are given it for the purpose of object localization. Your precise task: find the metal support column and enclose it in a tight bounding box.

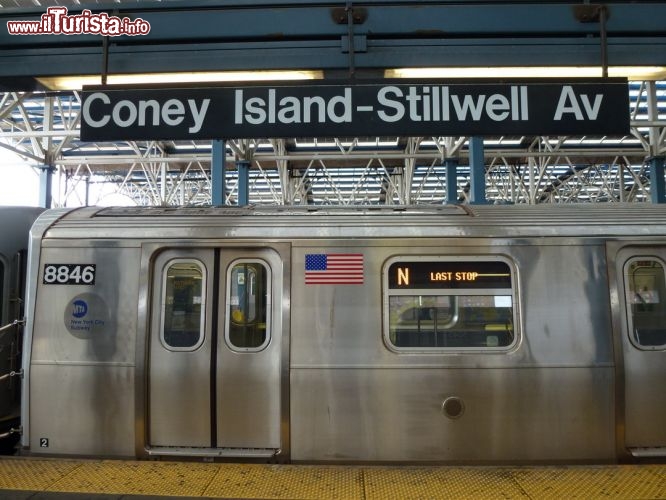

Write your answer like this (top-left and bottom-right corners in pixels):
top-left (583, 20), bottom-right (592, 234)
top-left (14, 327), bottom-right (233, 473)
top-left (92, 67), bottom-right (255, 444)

top-left (211, 140), bottom-right (226, 206)
top-left (39, 95), bottom-right (54, 208)
top-left (444, 158), bottom-right (458, 204)
top-left (650, 156), bottom-right (666, 204)
top-left (647, 81), bottom-right (660, 157)
top-left (237, 160), bottom-right (250, 206)
top-left (469, 136), bottom-right (486, 204)
top-left (160, 161), bottom-right (167, 205)
top-left (38, 166), bottom-right (54, 208)
top-left (646, 81), bottom-right (665, 203)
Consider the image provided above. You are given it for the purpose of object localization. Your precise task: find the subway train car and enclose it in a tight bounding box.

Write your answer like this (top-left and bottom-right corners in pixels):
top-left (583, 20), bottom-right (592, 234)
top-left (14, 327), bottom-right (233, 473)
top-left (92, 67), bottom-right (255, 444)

top-left (18, 204), bottom-right (666, 463)
top-left (0, 206), bottom-right (44, 450)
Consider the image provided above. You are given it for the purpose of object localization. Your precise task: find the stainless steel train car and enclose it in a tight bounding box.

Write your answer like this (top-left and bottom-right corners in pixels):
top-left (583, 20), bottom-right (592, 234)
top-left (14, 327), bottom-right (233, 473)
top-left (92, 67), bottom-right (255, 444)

top-left (0, 206), bottom-right (43, 449)
top-left (18, 204), bottom-right (666, 463)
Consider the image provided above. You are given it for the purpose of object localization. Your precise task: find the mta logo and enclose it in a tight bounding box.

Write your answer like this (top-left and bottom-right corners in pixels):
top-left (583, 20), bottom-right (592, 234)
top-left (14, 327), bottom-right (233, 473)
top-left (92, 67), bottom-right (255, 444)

top-left (72, 300), bottom-right (88, 318)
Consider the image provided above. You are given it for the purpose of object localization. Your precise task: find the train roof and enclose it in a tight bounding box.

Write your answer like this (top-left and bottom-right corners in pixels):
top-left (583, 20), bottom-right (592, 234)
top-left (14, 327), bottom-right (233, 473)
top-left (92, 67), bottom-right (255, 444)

top-left (34, 203), bottom-right (666, 240)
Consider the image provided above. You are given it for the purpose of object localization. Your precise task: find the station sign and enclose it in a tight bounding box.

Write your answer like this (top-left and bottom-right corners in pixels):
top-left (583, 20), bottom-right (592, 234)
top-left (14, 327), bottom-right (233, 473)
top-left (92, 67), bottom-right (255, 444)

top-left (80, 79), bottom-right (630, 141)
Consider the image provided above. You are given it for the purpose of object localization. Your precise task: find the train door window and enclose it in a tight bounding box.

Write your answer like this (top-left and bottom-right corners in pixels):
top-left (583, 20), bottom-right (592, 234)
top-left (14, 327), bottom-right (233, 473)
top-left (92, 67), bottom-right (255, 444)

top-left (383, 257), bottom-right (516, 350)
top-left (161, 260), bottom-right (206, 350)
top-left (226, 260), bottom-right (270, 351)
top-left (624, 257), bottom-right (666, 349)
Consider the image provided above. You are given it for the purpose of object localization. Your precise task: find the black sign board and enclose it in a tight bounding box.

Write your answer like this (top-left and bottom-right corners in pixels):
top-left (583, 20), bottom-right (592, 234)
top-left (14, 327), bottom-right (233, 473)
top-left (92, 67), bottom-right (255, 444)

top-left (388, 260), bottom-right (512, 290)
top-left (81, 79), bottom-right (629, 141)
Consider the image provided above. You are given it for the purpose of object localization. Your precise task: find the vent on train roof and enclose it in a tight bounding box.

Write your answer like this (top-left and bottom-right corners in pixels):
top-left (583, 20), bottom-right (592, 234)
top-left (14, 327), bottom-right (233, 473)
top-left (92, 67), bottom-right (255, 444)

top-left (94, 205), bottom-right (471, 217)
top-left (94, 206), bottom-right (255, 217)
top-left (254, 205), bottom-right (470, 215)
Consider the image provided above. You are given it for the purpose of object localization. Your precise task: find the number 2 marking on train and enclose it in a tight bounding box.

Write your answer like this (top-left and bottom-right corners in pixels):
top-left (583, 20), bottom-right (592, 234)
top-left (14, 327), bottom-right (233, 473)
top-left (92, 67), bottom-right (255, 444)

top-left (39, 438), bottom-right (49, 448)
top-left (43, 264), bottom-right (96, 285)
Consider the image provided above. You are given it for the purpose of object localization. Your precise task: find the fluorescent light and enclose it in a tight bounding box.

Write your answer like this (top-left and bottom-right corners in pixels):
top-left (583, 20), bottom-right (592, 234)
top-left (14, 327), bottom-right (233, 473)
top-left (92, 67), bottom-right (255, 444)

top-left (386, 66), bottom-right (666, 80)
top-left (37, 70), bottom-right (324, 90)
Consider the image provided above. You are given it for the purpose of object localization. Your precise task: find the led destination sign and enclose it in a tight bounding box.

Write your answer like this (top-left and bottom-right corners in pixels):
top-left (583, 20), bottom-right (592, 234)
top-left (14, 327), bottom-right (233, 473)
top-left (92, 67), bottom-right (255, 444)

top-left (388, 261), bottom-right (512, 290)
top-left (80, 79), bottom-right (630, 141)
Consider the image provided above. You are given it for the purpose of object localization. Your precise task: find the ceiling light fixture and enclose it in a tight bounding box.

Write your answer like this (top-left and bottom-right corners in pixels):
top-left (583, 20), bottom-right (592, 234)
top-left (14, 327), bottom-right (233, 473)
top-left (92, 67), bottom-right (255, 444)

top-left (385, 66), bottom-right (666, 80)
top-left (37, 70), bottom-right (324, 91)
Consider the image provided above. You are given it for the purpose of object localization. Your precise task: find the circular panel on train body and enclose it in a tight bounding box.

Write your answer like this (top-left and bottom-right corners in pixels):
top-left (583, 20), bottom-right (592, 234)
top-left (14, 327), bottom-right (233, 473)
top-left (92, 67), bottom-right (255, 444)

top-left (63, 292), bottom-right (111, 339)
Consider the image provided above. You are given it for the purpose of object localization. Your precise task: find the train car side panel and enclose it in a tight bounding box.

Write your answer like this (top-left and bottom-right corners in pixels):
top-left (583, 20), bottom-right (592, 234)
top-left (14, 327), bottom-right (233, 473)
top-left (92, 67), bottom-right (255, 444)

top-left (20, 205), bottom-right (666, 463)
top-left (290, 241), bottom-right (615, 462)
top-left (27, 244), bottom-right (140, 456)
top-left (291, 367), bottom-right (614, 462)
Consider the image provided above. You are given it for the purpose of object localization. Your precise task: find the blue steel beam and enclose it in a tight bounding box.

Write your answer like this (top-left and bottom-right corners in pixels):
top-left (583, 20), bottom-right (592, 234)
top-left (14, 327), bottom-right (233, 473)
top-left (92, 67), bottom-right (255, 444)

top-left (236, 160), bottom-right (250, 206)
top-left (3, 2), bottom-right (665, 43)
top-left (468, 137), bottom-right (486, 205)
top-left (38, 165), bottom-right (53, 208)
top-left (651, 156), bottom-right (666, 204)
top-left (211, 139), bottom-right (226, 206)
top-left (444, 158), bottom-right (458, 204)
top-left (0, 2), bottom-right (665, 80)
top-left (3, 38), bottom-right (665, 80)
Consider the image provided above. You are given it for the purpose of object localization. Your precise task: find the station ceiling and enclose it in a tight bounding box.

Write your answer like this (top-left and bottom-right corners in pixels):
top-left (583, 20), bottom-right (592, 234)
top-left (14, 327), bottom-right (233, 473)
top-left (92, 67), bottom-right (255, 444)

top-left (0, 1), bottom-right (665, 206)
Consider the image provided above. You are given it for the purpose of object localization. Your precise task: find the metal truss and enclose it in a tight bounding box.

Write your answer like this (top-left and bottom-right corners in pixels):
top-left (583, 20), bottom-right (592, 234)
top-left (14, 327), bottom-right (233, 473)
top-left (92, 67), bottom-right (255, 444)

top-left (0, 82), bottom-right (664, 207)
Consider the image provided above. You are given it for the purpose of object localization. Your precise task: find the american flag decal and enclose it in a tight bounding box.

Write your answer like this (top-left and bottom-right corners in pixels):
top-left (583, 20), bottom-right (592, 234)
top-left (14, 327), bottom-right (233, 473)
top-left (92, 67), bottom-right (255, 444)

top-left (305, 253), bottom-right (364, 285)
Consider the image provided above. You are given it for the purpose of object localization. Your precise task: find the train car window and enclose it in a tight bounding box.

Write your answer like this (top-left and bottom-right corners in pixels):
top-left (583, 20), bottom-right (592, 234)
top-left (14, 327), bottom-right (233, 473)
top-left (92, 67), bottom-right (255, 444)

top-left (383, 257), bottom-right (516, 350)
top-left (625, 258), bottom-right (666, 349)
top-left (161, 260), bottom-right (206, 350)
top-left (226, 260), bottom-right (270, 351)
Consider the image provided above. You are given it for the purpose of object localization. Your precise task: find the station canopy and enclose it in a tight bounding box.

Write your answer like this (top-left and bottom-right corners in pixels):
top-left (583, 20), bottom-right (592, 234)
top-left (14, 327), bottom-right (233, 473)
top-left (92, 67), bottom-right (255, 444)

top-left (0, 1), bottom-right (664, 206)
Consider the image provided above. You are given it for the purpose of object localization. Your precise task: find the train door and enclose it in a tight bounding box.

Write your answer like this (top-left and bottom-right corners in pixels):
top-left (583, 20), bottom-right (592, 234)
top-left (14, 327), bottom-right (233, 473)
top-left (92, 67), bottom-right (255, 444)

top-left (147, 247), bottom-right (284, 457)
top-left (615, 246), bottom-right (666, 457)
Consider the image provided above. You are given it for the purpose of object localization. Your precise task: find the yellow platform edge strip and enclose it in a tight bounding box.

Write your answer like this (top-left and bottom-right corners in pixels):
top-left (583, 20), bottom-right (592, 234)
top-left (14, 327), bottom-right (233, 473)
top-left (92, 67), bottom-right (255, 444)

top-left (1, 458), bottom-right (666, 500)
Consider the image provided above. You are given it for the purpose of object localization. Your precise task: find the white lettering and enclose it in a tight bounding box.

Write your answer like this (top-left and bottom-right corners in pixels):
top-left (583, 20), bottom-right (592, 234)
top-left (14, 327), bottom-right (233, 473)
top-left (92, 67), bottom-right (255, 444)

top-left (303, 95), bottom-right (326, 123)
top-left (237, 88), bottom-right (351, 125)
top-left (451, 94), bottom-right (485, 121)
top-left (82, 92), bottom-right (110, 128)
top-left (268, 89), bottom-right (276, 124)
top-left (327, 88), bottom-right (352, 123)
top-left (405, 86), bottom-right (422, 121)
top-left (161, 98), bottom-right (185, 126)
top-left (441, 87), bottom-right (450, 121)
top-left (511, 86), bottom-right (519, 120)
top-left (580, 93), bottom-right (603, 120)
top-left (188, 98), bottom-right (209, 133)
top-left (432, 86), bottom-right (440, 121)
top-left (83, 93), bottom-right (211, 133)
top-left (422, 87), bottom-right (431, 121)
top-left (235, 89), bottom-right (243, 124)
top-left (486, 93), bottom-right (510, 121)
top-left (137, 100), bottom-right (159, 126)
top-left (278, 96), bottom-right (300, 123)
top-left (112, 100), bottom-right (137, 127)
top-left (554, 86), bottom-right (584, 120)
top-left (377, 86), bottom-right (405, 122)
top-left (521, 86), bottom-right (529, 120)
top-left (377, 86), bottom-right (526, 123)
top-left (245, 97), bottom-right (266, 125)
top-left (554, 86), bottom-right (603, 121)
